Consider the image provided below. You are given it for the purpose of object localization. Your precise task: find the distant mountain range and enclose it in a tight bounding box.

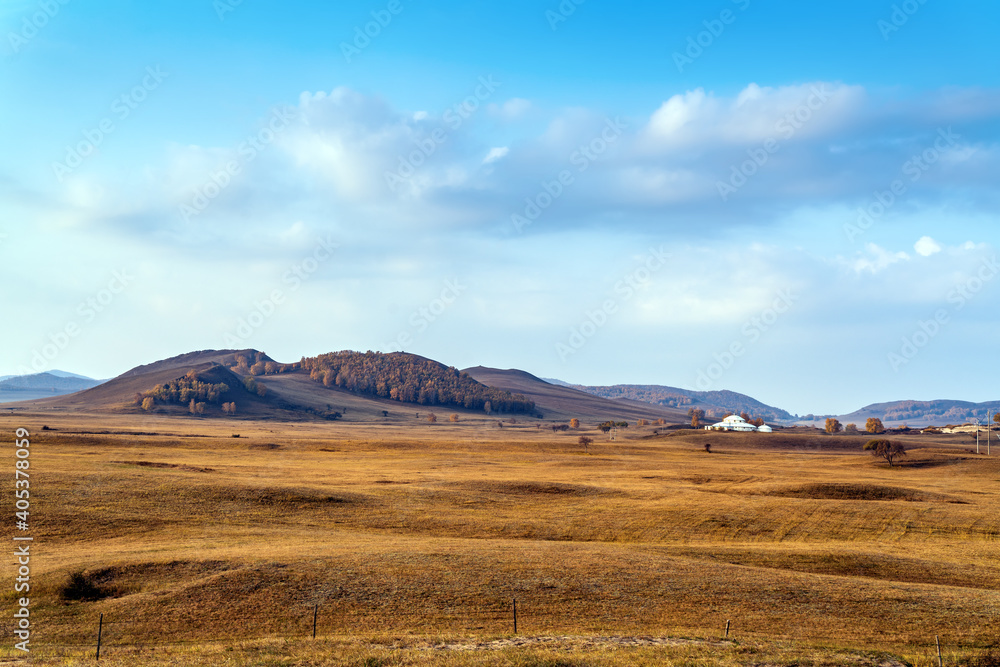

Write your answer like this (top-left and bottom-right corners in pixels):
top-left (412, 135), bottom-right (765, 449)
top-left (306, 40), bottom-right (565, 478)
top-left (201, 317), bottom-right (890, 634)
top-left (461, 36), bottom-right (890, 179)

top-left (4, 350), bottom-right (689, 423)
top-left (4, 354), bottom-right (997, 428)
top-left (549, 382), bottom-right (794, 422)
top-left (0, 371), bottom-right (104, 404)
top-left (837, 399), bottom-right (1000, 428)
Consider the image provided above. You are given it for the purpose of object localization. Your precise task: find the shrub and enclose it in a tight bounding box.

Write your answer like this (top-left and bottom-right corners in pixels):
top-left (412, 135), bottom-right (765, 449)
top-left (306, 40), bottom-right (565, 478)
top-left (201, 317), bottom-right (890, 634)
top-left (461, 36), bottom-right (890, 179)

top-left (58, 571), bottom-right (118, 602)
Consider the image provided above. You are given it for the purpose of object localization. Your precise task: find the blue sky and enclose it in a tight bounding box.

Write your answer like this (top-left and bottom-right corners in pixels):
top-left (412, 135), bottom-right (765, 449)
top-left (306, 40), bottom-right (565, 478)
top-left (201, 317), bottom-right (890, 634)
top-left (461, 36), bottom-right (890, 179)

top-left (2, 0), bottom-right (998, 415)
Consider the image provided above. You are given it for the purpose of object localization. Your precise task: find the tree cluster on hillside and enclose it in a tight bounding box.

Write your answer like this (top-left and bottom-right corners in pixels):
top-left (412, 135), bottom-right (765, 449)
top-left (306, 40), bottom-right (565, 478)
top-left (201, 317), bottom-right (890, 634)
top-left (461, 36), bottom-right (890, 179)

top-left (879, 400), bottom-right (996, 423)
top-left (134, 371), bottom-right (231, 408)
top-left (230, 352), bottom-right (301, 377)
top-left (299, 351), bottom-right (535, 414)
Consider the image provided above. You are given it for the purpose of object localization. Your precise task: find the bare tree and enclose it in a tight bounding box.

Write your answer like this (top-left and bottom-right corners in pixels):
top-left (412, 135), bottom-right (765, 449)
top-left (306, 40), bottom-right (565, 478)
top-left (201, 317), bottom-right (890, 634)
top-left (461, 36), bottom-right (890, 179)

top-left (579, 436), bottom-right (593, 453)
top-left (864, 439), bottom-right (906, 467)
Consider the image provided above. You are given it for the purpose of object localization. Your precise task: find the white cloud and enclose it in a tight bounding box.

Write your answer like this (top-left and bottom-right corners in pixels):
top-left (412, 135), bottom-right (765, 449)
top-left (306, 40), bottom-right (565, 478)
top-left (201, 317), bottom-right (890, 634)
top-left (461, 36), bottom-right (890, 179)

top-left (488, 98), bottom-right (531, 121)
top-left (851, 244), bottom-right (910, 273)
top-left (642, 82), bottom-right (866, 147)
top-left (482, 146), bottom-right (509, 164)
top-left (914, 236), bottom-right (942, 256)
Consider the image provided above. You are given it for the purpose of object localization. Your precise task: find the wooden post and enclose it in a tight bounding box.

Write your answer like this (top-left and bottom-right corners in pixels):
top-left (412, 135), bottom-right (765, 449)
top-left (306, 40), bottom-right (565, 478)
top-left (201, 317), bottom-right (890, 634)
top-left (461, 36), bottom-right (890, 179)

top-left (312, 604), bottom-right (318, 639)
top-left (513, 598), bottom-right (517, 634)
top-left (936, 635), bottom-right (942, 667)
top-left (725, 619), bottom-right (730, 639)
top-left (96, 613), bottom-right (104, 660)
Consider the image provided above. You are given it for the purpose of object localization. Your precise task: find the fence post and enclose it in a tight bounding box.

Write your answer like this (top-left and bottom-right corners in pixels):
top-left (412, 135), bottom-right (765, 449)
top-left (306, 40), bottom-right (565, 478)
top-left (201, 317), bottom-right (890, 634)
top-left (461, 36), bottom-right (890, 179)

top-left (312, 604), bottom-right (318, 639)
top-left (96, 613), bottom-right (104, 660)
top-left (513, 598), bottom-right (517, 635)
top-left (936, 635), bottom-right (943, 667)
top-left (725, 619), bottom-right (730, 639)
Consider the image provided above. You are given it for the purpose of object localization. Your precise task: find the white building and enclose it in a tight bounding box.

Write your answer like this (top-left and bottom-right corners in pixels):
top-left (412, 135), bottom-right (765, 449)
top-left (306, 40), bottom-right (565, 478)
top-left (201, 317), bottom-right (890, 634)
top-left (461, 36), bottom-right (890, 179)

top-left (704, 414), bottom-right (771, 432)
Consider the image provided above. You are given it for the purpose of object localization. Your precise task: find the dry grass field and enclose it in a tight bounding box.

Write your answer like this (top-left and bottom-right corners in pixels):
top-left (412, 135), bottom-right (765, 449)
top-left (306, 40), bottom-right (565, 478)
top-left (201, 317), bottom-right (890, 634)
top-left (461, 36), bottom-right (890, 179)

top-left (2, 411), bottom-right (998, 666)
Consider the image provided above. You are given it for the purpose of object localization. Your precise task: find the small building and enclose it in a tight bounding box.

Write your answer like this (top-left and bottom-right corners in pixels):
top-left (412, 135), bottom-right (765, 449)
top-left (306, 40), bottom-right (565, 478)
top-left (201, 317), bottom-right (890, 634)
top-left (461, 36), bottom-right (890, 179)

top-left (704, 414), bottom-right (770, 432)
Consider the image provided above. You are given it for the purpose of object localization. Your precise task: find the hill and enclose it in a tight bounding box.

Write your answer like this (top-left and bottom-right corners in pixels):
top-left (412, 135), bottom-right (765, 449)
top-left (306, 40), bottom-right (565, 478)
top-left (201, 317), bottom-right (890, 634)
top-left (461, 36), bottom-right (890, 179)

top-left (299, 351), bottom-right (535, 414)
top-left (9, 350), bottom-right (544, 422)
top-left (0, 372), bottom-right (101, 392)
top-left (838, 399), bottom-right (1000, 427)
top-left (8, 350), bottom-right (282, 414)
top-left (0, 372), bottom-right (104, 404)
top-left (462, 367), bottom-right (689, 422)
top-left (561, 383), bottom-right (794, 421)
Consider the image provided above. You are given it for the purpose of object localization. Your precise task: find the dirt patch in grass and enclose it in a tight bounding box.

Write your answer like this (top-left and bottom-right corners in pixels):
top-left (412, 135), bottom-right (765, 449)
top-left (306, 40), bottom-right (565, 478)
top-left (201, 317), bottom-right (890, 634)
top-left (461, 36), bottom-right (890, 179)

top-left (198, 484), bottom-right (364, 507)
top-left (111, 460), bottom-right (215, 473)
top-left (762, 483), bottom-right (960, 503)
top-left (461, 481), bottom-right (616, 497)
top-left (677, 547), bottom-right (1000, 590)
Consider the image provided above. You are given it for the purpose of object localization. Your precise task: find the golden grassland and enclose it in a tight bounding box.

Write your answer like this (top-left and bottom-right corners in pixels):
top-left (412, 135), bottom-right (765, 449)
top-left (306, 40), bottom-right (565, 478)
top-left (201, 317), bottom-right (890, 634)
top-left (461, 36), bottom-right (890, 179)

top-left (1, 411), bottom-right (998, 666)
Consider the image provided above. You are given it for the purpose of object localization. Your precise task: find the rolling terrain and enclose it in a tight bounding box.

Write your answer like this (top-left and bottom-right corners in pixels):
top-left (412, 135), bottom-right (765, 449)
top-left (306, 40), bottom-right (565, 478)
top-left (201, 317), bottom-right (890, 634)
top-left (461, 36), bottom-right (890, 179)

top-left (0, 410), bottom-right (996, 666)
top-left (562, 382), bottom-right (794, 421)
top-left (8, 350), bottom-right (682, 425)
top-left (463, 367), bottom-right (690, 422)
top-left (838, 399), bottom-right (1000, 428)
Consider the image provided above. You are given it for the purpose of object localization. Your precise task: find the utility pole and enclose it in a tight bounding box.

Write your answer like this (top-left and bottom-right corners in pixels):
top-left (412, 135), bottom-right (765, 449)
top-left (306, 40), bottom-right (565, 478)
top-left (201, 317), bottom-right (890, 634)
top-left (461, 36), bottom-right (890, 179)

top-left (975, 418), bottom-right (980, 454)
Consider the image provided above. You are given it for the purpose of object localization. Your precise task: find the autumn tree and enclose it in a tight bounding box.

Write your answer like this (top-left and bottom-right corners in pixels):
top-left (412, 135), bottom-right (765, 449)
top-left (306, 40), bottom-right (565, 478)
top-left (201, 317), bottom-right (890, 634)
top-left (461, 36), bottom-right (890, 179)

top-left (427, 413), bottom-right (437, 423)
top-left (637, 419), bottom-right (649, 427)
top-left (740, 411), bottom-right (751, 422)
top-left (845, 423), bottom-right (859, 433)
top-left (687, 408), bottom-right (705, 428)
top-left (864, 439), bottom-right (906, 467)
top-left (449, 413), bottom-right (459, 422)
top-left (866, 417), bottom-right (886, 434)
top-left (579, 436), bottom-right (593, 453)
top-left (825, 418), bottom-right (843, 434)
top-left (655, 418), bottom-right (666, 426)
top-left (189, 399), bottom-right (198, 415)
top-left (141, 397), bottom-right (155, 411)
top-left (569, 418), bottom-right (579, 429)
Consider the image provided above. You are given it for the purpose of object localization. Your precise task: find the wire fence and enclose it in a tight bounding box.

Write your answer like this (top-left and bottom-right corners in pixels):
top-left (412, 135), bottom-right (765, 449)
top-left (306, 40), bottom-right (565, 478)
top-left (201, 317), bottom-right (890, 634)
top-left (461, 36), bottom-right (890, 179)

top-left (4, 599), bottom-right (986, 664)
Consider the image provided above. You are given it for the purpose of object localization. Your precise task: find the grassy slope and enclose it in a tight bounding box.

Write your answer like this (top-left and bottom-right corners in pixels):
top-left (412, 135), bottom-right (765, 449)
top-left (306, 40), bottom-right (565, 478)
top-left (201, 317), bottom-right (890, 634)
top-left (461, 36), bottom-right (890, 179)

top-left (463, 366), bottom-right (689, 422)
top-left (1, 413), bottom-right (997, 665)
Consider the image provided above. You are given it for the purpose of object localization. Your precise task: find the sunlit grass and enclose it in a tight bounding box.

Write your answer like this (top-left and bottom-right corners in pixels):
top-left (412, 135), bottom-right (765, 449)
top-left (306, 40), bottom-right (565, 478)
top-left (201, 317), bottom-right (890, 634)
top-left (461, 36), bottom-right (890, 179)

top-left (1, 413), bottom-right (997, 664)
